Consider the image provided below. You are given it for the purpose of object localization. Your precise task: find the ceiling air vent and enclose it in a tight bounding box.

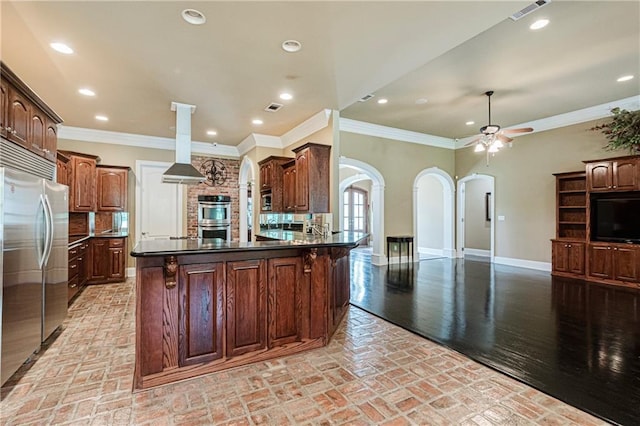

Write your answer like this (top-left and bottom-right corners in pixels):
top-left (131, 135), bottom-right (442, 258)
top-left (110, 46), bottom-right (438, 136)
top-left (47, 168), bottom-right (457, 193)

top-left (359, 94), bottom-right (375, 102)
top-left (264, 102), bottom-right (283, 112)
top-left (509, 0), bottom-right (551, 21)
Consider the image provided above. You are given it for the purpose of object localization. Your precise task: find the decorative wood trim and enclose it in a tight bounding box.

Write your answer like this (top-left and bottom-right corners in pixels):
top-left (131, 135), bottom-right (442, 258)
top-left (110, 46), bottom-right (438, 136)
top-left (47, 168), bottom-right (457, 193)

top-left (330, 247), bottom-right (350, 267)
top-left (164, 256), bottom-right (178, 289)
top-left (303, 248), bottom-right (318, 273)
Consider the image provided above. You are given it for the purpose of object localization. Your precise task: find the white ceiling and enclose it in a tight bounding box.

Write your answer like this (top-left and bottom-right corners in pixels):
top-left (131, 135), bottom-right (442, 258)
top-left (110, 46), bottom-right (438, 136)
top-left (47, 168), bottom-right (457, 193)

top-left (2, 1), bottom-right (639, 147)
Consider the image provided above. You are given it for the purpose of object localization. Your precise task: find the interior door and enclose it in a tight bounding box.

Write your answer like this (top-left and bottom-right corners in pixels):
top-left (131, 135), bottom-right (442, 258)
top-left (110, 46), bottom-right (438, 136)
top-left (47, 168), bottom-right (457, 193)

top-left (343, 186), bottom-right (367, 234)
top-left (136, 161), bottom-right (183, 241)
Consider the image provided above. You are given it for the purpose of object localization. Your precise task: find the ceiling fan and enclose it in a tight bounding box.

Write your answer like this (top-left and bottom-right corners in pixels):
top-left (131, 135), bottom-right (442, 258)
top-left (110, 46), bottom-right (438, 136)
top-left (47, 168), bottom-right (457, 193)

top-left (465, 91), bottom-right (533, 164)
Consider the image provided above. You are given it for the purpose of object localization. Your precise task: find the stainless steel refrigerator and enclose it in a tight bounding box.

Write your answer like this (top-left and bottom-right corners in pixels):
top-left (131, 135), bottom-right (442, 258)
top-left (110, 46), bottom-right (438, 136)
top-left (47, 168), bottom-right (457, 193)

top-left (1, 167), bottom-right (68, 385)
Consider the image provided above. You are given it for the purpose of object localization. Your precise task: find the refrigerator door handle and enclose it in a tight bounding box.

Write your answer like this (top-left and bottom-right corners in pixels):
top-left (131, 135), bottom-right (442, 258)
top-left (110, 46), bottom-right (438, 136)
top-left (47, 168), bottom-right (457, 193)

top-left (43, 194), bottom-right (54, 266)
top-left (37, 194), bottom-right (49, 269)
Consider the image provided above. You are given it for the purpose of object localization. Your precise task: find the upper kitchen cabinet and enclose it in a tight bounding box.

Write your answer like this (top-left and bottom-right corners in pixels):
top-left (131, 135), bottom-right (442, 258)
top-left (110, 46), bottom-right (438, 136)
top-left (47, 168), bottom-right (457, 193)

top-left (293, 143), bottom-right (331, 213)
top-left (585, 156), bottom-right (639, 192)
top-left (258, 156), bottom-right (292, 213)
top-left (60, 151), bottom-right (99, 212)
top-left (96, 165), bottom-right (129, 212)
top-left (56, 152), bottom-right (70, 186)
top-left (0, 62), bottom-right (63, 162)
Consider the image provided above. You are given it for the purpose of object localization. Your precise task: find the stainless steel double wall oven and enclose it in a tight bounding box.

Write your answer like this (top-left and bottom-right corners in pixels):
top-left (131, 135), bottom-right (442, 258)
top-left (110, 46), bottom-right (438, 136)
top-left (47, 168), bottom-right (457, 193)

top-left (197, 195), bottom-right (231, 242)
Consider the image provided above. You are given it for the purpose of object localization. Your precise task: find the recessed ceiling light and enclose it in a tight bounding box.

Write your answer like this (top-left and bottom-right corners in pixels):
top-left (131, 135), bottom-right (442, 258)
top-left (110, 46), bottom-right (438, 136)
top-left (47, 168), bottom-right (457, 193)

top-left (78, 88), bottom-right (95, 97)
top-left (377, 98), bottom-right (388, 104)
top-left (252, 119), bottom-right (263, 125)
top-left (617, 75), bottom-right (634, 82)
top-left (50, 42), bottom-right (73, 54)
top-left (466, 121), bottom-right (475, 126)
top-left (182, 9), bottom-right (206, 25)
top-left (279, 93), bottom-right (293, 101)
top-left (206, 130), bottom-right (217, 136)
top-left (415, 98), bottom-right (428, 105)
top-left (95, 115), bottom-right (109, 122)
top-left (530, 19), bottom-right (549, 30)
top-left (282, 40), bottom-right (302, 53)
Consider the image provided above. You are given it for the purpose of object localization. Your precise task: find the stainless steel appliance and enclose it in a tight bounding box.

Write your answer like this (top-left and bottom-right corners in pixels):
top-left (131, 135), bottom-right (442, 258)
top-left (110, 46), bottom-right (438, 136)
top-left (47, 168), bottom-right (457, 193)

top-left (197, 195), bottom-right (231, 242)
top-left (1, 167), bottom-right (68, 385)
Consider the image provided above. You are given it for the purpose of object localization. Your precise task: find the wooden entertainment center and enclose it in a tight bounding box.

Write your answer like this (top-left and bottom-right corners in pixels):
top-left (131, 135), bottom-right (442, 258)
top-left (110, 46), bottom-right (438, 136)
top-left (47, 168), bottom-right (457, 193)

top-left (552, 155), bottom-right (640, 288)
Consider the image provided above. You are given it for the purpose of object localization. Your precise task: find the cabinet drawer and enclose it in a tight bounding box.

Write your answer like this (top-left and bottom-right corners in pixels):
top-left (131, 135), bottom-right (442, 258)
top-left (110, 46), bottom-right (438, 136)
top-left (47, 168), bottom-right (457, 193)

top-left (68, 246), bottom-right (79, 258)
top-left (109, 238), bottom-right (124, 248)
top-left (68, 257), bottom-right (79, 277)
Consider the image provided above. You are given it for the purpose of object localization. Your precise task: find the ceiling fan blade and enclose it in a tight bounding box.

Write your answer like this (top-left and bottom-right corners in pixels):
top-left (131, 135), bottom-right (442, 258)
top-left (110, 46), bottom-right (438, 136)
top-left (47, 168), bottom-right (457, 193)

top-left (496, 134), bottom-right (513, 144)
top-left (464, 136), bottom-right (481, 147)
top-left (503, 127), bottom-right (533, 134)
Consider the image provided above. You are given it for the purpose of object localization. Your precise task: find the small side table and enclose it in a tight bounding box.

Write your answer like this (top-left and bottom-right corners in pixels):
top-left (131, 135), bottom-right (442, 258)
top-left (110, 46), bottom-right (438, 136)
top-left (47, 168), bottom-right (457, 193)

top-left (387, 236), bottom-right (414, 265)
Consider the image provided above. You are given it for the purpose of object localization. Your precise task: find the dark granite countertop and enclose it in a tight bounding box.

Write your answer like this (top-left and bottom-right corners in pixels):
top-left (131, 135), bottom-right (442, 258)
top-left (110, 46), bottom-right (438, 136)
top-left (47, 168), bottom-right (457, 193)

top-left (130, 232), bottom-right (367, 257)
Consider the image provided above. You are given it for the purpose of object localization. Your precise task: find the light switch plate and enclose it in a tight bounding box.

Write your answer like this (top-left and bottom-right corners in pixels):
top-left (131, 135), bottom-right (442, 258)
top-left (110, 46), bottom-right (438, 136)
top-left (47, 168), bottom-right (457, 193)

top-left (498, 215), bottom-right (505, 221)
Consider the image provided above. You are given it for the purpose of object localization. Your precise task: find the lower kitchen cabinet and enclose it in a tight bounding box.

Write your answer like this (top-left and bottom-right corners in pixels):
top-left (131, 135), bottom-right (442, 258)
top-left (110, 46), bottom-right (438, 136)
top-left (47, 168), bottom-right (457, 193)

top-left (225, 259), bottom-right (267, 357)
top-left (267, 257), bottom-right (304, 347)
top-left (67, 240), bottom-right (90, 303)
top-left (328, 249), bottom-right (351, 335)
top-left (178, 262), bottom-right (225, 366)
top-left (88, 237), bottom-right (127, 284)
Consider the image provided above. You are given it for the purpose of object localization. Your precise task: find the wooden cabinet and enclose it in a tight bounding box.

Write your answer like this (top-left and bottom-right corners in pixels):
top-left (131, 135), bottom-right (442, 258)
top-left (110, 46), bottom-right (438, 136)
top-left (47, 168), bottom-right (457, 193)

top-left (96, 166), bottom-right (128, 211)
top-left (586, 157), bottom-right (639, 192)
top-left (588, 242), bottom-right (639, 285)
top-left (78, 241), bottom-right (89, 288)
top-left (554, 172), bottom-right (587, 241)
top-left (328, 249), bottom-right (351, 335)
top-left (1, 62), bottom-right (62, 161)
top-left (88, 237), bottom-right (127, 284)
top-left (267, 257), bottom-right (303, 347)
top-left (6, 85), bottom-right (29, 148)
top-left (292, 143), bottom-right (331, 213)
top-left (56, 152), bottom-right (70, 186)
top-left (258, 156), bottom-right (291, 213)
top-left (0, 78), bottom-right (7, 140)
top-left (63, 152), bottom-right (98, 212)
top-left (178, 262), bottom-right (225, 366)
top-left (282, 160), bottom-right (296, 212)
top-left (68, 240), bottom-right (90, 303)
top-left (552, 240), bottom-right (585, 276)
top-left (225, 259), bottom-right (267, 356)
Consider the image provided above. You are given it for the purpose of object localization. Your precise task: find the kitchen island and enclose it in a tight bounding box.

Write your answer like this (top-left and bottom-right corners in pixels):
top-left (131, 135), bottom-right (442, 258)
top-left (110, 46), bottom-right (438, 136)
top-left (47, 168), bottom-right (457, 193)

top-left (130, 232), bottom-right (365, 390)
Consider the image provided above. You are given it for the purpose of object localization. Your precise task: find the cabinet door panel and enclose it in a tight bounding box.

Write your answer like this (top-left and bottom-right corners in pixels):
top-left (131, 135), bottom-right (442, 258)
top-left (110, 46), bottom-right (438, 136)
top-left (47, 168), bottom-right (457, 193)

top-left (613, 160), bottom-right (638, 191)
top-left (90, 239), bottom-right (109, 280)
top-left (226, 259), bottom-right (266, 356)
top-left (108, 248), bottom-right (124, 279)
top-left (587, 162), bottom-right (613, 191)
top-left (44, 119), bottom-right (57, 162)
top-left (295, 152), bottom-right (309, 211)
top-left (72, 156), bottom-right (96, 211)
top-left (97, 168), bottom-right (127, 211)
top-left (0, 79), bottom-right (8, 139)
top-left (589, 245), bottom-right (613, 279)
top-left (567, 243), bottom-right (585, 275)
top-left (30, 111), bottom-right (46, 156)
top-left (8, 87), bottom-right (29, 147)
top-left (552, 241), bottom-right (568, 273)
top-left (179, 263), bottom-right (224, 365)
top-left (614, 247), bottom-right (638, 282)
top-left (268, 257), bottom-right (303, 347)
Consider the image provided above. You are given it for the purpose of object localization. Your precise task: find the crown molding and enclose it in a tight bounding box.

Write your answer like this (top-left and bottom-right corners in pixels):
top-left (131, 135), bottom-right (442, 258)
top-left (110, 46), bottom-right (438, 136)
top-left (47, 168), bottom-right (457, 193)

top-left (281, 109), bottom-right (332, 148)
top-left (339, 118), bottom-right (456, 149)
top-left (455, 95), bottom-right (640, 149)
top-left (58, 126), bottom-right (241, 157)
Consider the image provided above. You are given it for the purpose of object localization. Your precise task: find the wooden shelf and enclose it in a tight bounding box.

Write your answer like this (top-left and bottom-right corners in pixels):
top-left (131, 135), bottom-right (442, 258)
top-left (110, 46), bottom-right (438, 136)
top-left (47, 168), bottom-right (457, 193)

top-left (559, 206), bottom-right (587, 209)
top-left (558, 190), bottom-right (586, 194)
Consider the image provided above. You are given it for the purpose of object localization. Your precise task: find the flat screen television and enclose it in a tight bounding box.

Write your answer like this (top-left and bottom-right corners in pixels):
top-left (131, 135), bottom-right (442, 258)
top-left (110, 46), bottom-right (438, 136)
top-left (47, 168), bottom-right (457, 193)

top-left (591, 197), bottom-right (640, 243)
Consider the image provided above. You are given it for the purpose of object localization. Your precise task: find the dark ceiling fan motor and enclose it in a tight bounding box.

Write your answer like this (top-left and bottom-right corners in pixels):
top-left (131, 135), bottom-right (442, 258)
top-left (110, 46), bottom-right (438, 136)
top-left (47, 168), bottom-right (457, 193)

top-left (480, 91), bottom-right (501, 135)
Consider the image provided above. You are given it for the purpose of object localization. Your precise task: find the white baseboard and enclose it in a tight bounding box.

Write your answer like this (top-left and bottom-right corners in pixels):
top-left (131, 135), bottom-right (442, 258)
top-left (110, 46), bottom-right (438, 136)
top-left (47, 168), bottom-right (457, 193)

top-left (418, 247), bottom-right (443, 258)
top-left (371, 253), bottom-right (388, 266)
top-left (493, 256), bottom-right (552, 272)
top-left (126, 267), bottom-right (136, 278)
top-left (463, 248), bottom-right (491, 257)
top-left (443, 248), bottom-right (457, 258)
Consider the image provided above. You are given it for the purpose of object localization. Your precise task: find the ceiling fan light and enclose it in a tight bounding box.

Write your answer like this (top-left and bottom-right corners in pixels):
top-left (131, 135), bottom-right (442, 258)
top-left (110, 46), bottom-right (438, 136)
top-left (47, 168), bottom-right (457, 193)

top-left (474, 143), bottom-right (485, 153)
top-left (488, 143), bottom-right (500, 153)
top-left (493, 139), bottom-right (504, 149)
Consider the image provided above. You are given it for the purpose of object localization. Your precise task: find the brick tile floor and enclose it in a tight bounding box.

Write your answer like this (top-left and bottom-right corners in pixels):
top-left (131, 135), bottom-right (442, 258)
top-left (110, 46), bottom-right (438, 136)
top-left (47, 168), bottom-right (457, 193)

top-left (1, 279), bottom-right (608, 425)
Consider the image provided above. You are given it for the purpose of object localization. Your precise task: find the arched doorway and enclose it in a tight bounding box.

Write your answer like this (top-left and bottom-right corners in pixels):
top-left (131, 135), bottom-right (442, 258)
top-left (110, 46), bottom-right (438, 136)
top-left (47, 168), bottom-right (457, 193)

top-left (239, 156), bottom-right (256, 243)
top-left (413, 167), bottom-right (455, 259)
top-left (339, 158), bottom-right (386, 265)
top-left (456, 173), bottom-right (495, 260)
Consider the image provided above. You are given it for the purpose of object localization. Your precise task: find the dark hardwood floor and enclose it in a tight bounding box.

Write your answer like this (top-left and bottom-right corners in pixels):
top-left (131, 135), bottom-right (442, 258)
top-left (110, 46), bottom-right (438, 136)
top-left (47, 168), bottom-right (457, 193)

top-left (349, 252), bottom-right (640, 425)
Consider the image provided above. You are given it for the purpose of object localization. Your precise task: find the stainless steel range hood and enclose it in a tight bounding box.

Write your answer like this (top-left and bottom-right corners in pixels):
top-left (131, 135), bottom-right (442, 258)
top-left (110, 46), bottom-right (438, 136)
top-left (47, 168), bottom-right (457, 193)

top-left (162, 102), bottom-right (205, 185)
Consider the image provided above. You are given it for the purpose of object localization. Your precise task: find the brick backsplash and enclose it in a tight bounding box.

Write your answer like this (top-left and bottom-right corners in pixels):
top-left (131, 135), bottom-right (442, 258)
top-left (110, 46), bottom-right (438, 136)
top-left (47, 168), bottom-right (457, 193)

top-left (187, 156), bottom-right (241, 240)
